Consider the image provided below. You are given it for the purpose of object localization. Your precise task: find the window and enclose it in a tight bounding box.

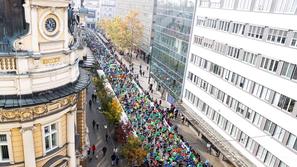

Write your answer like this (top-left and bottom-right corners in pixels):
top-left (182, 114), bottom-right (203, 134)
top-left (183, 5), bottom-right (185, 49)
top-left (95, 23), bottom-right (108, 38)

top-left (237, 0), bottom-right (252, 10)
top-left (230, 126), bottom-right (239, 138)
top-left (44, 123), bottom-right (58, 153)
top-left (267, 29), bottom-right (287, 44)
top-left (272, 126), bottom-right (285, 142)
top-left (253, 113), bottom-right (263, 127)
top-left (247, 25), bottom-right (264, 39)
top-left (280, 62), bottom-right (296, 79)
top-left (254, 0), bottom-right (273, 12)
top-left (264, 120), bottom-right (276, 135)
top-left (196, 17), bottom-right (206, 26)
top-left (274, 0), bottom-right (297, 14)
top-left (200, 0), bottom-right (210, 7)
top-left (194, 35), bottom-right (203, 45)
top-left (242, 51), bottom-right (258, 65)
top-left (225, 121), bottom-right (232, 134)
top-left (231, 23), bottom-right (245, 35)
top-left (260, 57), bottom-right (279, 73)
top-left (0, 135), bottom-right (9, 162)
top-left (279, 162), bottom-right (289, 167)
top-left (291, 32), bottom-right (297, 47)
top-left (264, 152), bottom-right (277, 167)
top-left (223, 0), bottom-right (236, 9)
top-left (277, 94), bottom-right (295, 112)
top-left (256, 145), bottom-right (268, 162)
top-left (287, 134), bottom-right (297, 151)
top-left (239, 132), bottom-right (249, 146)
top-left (246, 138), bottom-right (256, 153)
top-left (227, 46), bottom-right (240, 59)
top-left (218, 20), bottom-right (230, 32)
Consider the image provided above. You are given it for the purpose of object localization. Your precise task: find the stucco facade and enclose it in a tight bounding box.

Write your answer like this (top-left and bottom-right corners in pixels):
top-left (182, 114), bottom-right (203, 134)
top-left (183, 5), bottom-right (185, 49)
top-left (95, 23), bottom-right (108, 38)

top-left (0, 0), bottom-right (89, 167)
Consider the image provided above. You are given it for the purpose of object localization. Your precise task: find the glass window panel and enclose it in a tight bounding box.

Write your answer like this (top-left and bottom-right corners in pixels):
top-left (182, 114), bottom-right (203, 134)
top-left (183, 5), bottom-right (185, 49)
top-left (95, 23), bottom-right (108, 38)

top-left (1, 145), bottom-right (9, 160)
top-left (45, 136), bottom-right (50, 150)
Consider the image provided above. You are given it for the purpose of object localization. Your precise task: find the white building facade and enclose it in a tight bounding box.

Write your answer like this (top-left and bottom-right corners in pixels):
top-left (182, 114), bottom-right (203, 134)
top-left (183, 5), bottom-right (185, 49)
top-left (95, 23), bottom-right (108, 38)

top-left (182, 0), bottom-right (297, 167)
top-left (99, 0), bottom-right (116, 20)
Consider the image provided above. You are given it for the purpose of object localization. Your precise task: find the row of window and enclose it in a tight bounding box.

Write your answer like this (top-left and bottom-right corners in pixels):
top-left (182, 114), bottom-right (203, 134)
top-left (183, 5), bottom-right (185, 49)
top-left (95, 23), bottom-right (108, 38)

top-left (196, 16), bottom-right (297, 47)
top-left (0, 123), bottom-right (58, 163)
top-left (189, 53), bottom-right (296, 114)
top-left (187, 71), bottom-right (297, 153)
top-left (193, 35), bottom-right (297, 81)
top-left (184, 89), bottom-right (289, 167)
top-left (199, 0), bottom-right (297, 14)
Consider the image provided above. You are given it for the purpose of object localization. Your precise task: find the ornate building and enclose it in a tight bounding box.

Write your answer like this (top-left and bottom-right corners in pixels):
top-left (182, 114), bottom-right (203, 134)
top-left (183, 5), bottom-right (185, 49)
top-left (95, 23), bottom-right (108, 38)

top-left (0, 0), bottom-right (89, 167)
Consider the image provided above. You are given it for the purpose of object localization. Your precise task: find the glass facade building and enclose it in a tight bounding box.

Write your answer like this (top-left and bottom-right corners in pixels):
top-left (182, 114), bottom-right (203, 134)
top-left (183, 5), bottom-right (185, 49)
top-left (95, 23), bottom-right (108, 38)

top-left (150, 0), bottom-right (196, 100)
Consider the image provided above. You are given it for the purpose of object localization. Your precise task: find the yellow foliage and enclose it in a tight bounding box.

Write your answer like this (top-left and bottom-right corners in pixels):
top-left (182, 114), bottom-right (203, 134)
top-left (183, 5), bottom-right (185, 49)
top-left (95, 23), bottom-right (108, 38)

top-left (97, 10), bottom-right (144, 53)
top-left (121, 136), bottom-right (147, 166)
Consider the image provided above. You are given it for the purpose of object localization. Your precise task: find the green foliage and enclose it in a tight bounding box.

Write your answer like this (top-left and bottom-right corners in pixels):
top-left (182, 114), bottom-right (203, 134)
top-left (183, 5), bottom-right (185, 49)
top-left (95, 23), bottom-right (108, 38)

top-left (120, 135), bottom-right (147, 166)
top-left (93, 76), bottom-right (122, 125)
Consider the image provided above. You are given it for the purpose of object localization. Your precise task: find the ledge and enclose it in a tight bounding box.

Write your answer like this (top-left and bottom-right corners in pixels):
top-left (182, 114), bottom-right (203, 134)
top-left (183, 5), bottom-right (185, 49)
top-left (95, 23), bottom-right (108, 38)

top-left (0, 71), bottom-right (90, 109)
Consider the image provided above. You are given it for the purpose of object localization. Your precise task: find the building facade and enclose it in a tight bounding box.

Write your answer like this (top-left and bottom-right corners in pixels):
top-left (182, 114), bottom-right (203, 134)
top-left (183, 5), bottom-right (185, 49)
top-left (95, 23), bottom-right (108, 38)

top-left (150, 0), bottom-right (196, 102)
top-left (0, 0), bottom-right (89, 167)
top-left (99, 0), bottom-right (116, 20)
top-left (84, 0), bottom-right (100, 29)
top-left (116, 0), bottom-right (154, 59)
top-left (182, 0), bottom-right (297, 167)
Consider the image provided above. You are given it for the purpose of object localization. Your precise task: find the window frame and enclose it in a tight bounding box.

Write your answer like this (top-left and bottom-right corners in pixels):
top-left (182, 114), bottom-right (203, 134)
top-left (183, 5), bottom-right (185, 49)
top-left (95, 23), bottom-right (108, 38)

top-left (0, 134), bottom-right (9, 162)
top-left (43, 123), bottom-right (59, 153)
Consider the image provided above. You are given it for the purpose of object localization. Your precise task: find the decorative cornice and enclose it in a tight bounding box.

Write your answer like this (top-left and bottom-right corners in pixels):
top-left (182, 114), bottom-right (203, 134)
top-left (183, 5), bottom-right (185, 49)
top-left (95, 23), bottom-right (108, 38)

top-left (0, 94), bottom-right (77, 123)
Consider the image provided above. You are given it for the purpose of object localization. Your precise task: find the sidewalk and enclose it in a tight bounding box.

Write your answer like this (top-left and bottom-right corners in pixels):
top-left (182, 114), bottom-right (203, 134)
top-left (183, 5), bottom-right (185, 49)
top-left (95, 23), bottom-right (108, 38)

top-left (117, 53), bottom-right (233, 167)
top-left (84, 49), bottom-right (126, 167)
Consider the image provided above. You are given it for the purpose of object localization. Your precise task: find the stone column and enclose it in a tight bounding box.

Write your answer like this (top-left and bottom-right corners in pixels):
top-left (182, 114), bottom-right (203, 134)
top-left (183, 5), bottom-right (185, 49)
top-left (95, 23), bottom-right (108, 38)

top-left (67, 111), bottom-right (76, 167)
top-left (21, 126), bottom-right (36, 167)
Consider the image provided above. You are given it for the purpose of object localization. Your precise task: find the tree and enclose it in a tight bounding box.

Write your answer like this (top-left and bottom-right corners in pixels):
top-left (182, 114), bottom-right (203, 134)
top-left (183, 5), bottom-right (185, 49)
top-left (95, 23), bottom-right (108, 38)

top-left (123, 11), bottom-right (144, 62)
top-left (98, 11), bottom-right (144, 62)
top-left (103, 98), bottom-right (122, 125)
top-left (115, 122), bottom-right (134, 144)
top-left (120, 135), bottom-right (147, 166)
top-left (93, 76), bottom-right (122, 125)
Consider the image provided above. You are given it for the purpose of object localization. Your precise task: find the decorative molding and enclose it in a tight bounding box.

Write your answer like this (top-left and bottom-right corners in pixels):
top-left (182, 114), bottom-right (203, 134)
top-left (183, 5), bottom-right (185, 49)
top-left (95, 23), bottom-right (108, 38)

top-left (0, 94), bottom-right (77, 123)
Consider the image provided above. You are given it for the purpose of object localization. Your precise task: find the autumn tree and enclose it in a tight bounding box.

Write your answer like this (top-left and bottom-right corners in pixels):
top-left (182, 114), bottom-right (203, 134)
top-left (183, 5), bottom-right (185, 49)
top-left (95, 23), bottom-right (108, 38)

top-left (123, 10), bottom-right (144, 62)
top-left (120, 135), bottom-right (147, 166)
top-left (103, 98), bottom-right (122, 125)
top-left (98, 11), bottom-right (144, 62)
top-left (115, 122), bottom-right (134, 144)
top-left (93, 76), bottom-right (122, 125)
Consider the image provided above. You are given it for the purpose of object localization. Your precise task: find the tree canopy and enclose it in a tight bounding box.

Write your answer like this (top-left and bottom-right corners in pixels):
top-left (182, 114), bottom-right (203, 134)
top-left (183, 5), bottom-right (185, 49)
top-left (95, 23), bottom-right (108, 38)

top-left (98, 10), bottom-right (144, 54)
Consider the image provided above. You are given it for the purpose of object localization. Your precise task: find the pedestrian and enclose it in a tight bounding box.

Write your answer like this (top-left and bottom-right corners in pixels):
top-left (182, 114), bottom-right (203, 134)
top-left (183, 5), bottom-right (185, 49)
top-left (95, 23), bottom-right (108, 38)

top-left (206, 143), bottom-right (211, 154)
top-left (181, 115), bottom-right (185, 124)
top-left (111, 153), bottom-right (116, 166)
top-left (174, 109), bottom-right (179, 119)
top-left (92, 144), bottom-right (96, 155)
top-left (139, 64), bottom-right (142, 69)
top-left (88, 146), bottom-right (92, 161)
top-left (92, 120), bottom-right (96, 129)
top-left (139, 69), bottom-right (142, 76)
top-left (105, 133), bottom-right (109, 142)
top-left (89, 100), bottom-right (92, 107)
top-left (102, 146), bottom-right (107, 156)
top-left (96, 123), bottom-right (99, 130)
top-left (116, 155), bottom-right (120, 165)
top-left (147, 66), bottom-right (149, 70)
top-left (142, 71), bottom-right (145, 76)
